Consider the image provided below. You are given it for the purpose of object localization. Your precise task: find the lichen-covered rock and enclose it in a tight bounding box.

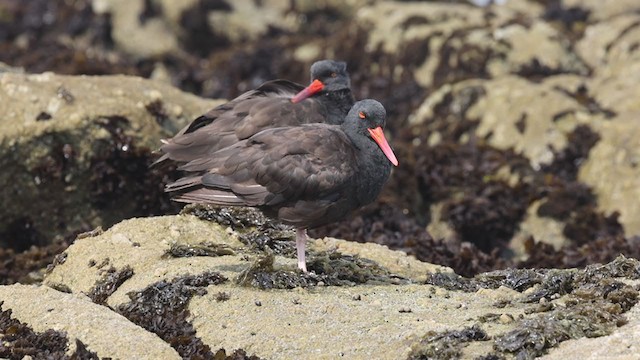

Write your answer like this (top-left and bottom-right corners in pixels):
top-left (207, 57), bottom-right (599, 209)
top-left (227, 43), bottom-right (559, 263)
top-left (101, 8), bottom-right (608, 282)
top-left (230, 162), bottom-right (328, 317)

top-left (34, 214), bottom-right (640, 359)
top-left (576, 14), bottom-right (640, 70)
top-left (578, 113), bottom-right (640, 236)
top-left (0, 284), bottom-right (181, 359)
top-left (540, 299), bottom-right (640, 360)
top-left (44, 215), bottom-right (451, 306)
top-left (94, 0), bottom-right (184, 58)
top-left (354, 1), bottom-right (587, 90)
top-left (98, 0), bottom-right (368, 58)
top-left (413, 75), bottom-right (607, 168)
top-left (0, 72), bottom-right (222, 242)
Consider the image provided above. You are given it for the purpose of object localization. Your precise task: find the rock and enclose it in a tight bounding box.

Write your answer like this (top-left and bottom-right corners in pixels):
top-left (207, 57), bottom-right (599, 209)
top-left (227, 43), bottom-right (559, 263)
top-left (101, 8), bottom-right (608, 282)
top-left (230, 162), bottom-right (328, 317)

top-left (34, 215), bottom-right (640, 358)
top-left (511, 200), bottom-right (568, 257)
top-left (0, 72), bottom-right (223, 241)
top-left (98, 0), bottom-right (367, 58)
top-left (44, 215), bottom-right (451, 308)
top-left (0, 284), bottom-right (180, 359)
top-left (578, 113), bottom-right (640, 235)
top-left (354, 1), bottom-right (586, 90)
top-left (98, 0), bottom-right (183, 58)
top-left (413, 74), bottom-right (604, 169)
top-left (563, 0), bottom-right (640, 22)
top-left (590, 60), bottom-right (640, 115)
top-left (576, 14), bottom-right (640, 70)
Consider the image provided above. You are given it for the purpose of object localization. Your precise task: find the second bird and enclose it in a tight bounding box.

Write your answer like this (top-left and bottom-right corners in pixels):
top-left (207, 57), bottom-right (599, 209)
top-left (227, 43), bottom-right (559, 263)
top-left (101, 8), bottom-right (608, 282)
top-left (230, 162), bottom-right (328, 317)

top-left (156, 60), bottom-right (354, 164)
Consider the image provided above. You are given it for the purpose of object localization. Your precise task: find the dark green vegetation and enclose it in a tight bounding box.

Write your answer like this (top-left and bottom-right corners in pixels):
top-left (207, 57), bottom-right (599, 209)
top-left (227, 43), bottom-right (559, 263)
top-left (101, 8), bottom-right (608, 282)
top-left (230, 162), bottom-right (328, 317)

top-left (87, 263), bottom-right (134, 305)
top-left (236, 249), bottom-right (405, 289)
top-left (187, 205), bottom-right (408, 289)
top-left (418, 256), bottom-right (640, 359)
top-left (116, 271), bottom-right (231, 359)
top-left (165, 241), bottom-right (236, 258)
top-left (408, 325), bottom-right (489, 360)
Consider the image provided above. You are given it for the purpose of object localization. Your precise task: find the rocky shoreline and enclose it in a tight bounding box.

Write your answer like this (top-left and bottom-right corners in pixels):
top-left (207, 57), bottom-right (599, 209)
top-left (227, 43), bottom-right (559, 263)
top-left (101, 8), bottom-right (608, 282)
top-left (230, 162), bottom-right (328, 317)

top-left (2, 0), bottom-right (640, 358)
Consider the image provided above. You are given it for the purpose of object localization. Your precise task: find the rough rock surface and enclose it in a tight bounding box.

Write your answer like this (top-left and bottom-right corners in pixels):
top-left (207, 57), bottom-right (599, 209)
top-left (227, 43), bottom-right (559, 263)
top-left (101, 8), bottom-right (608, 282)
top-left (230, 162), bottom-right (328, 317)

top-left (0, 214), bottom-right (636, 359)
top-left (0, 72), bottom-right (222, 241)
top-left (0, 284), bottom-right (180, 359)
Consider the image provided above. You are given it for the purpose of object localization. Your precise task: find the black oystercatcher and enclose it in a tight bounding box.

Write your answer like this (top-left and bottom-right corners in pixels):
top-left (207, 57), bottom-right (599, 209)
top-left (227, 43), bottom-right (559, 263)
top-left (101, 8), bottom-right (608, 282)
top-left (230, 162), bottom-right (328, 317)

top-left (155, 60), bottom-right (354, 165)
top-left (165, 100), bottom-right (398, 272)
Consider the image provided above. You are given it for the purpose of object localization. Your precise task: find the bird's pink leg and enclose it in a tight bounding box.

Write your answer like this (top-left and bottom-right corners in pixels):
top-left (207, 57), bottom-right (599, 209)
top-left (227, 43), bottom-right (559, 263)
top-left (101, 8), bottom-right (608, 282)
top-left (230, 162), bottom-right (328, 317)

top-left (296, 228), bottom-right (308, 272)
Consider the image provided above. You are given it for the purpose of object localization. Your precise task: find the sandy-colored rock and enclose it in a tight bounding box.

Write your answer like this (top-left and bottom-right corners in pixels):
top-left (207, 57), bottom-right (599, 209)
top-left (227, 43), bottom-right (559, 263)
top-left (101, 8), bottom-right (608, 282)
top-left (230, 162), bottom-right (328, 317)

top-left (471, 75), bottom-right (603, 168)
top-left (510, 200), bottom-right (568, 257)
top-left (208, 0), bottom-right (298, 43)
top-left (357, 2), bottom-right (485, 55)
top-left (355, 1), bottom-right (586, 88)
top-left (563, 0), bottom-right (640, 22)
top-left (413, 75), bottom-right (603, 168)
top-left (0, 72), bottom-right (222, 239)
top-left (0, 284), bottom-right (180, 359)
top-left (357, 1), bottom-right (485, 88)
top-left (44, 216), bottom-right (449, 308)
top-left (190, 282), bottom-right (515, 359)
top-left (488, 20), bottom-right (588, 77)
top-left (578, 113), bottom-right (640, 236)
top-left (44, 215), bottom-right (246, 307)
top-left (590, 60), bottom-right (640, 115)
top-left (98, 0), bottom-right (180, 58)
top-left (40, 214), bottom-right (640, 359)
top-left (43, 214), bottom-right (526, 359)
top-left (576, 14), bottom-right (640, 70)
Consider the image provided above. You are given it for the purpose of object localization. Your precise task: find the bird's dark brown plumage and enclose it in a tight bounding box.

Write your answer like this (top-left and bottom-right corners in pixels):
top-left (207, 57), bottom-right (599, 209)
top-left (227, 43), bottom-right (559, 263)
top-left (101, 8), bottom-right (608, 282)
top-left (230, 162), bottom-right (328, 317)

top-left (165, 99), bottom-right (398, 272)
top-left (155, 60), bottom-right (354, 165)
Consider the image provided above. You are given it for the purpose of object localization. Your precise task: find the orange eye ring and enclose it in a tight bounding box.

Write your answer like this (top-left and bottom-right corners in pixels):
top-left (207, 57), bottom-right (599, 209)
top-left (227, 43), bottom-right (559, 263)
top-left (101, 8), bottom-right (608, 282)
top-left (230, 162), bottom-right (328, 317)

top-left (331, 72), bottom-right (337, 78)
top-left (358, 111), bottom-right (366, 119)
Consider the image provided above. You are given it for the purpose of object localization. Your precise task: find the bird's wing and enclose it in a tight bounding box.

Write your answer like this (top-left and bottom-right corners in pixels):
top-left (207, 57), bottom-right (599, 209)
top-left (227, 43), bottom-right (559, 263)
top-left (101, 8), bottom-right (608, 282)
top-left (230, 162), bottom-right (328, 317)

top-left (169, 125), bottom-right (357, 211)
top-left (155, 80), bottom-right (329, 165)
top-left (183, 79), bottom-right (305, 134)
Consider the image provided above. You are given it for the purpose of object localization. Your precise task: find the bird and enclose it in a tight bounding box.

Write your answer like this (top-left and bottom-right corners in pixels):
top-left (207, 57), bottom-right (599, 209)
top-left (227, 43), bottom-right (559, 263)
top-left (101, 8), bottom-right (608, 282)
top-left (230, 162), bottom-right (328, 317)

top-left (164, 99), bottom-right (398, 272)
top-left (155, 60), bottom-right (354, 165)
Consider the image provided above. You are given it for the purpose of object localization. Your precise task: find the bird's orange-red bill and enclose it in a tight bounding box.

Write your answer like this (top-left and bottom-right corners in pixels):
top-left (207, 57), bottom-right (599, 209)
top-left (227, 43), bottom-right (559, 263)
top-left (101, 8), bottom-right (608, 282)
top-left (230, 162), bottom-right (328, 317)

top-left (368, 127), bottom-right (398, 166)
top-left (291, 79), bottom-right (325, 103)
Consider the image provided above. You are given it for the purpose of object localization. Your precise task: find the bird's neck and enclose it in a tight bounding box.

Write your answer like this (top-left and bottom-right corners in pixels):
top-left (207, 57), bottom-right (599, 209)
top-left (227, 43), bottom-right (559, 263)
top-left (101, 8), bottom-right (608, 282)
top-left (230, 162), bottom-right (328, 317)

top-left (318, 89), bottom-right (355, 125)
top-left (349, 132), bottom-right (393, 205)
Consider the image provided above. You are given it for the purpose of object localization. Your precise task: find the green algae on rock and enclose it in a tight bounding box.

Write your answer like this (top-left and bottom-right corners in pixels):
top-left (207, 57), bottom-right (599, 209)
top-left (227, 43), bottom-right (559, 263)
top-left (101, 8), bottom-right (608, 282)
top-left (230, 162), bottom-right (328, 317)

top-left (0, 72), bottom-right (222, 244)
top-left (117, 271), bottom-right (228, 359)
top-left (426, 256), bottom-right (640, 359)
top-left (237, 248), bottom-right (403, 289)
top-left (88, 264), bottom-right (134, 305)
top-left (164, 241), bottom-right (236, 258)
top-left (408, 325), bottom-right (490, 360)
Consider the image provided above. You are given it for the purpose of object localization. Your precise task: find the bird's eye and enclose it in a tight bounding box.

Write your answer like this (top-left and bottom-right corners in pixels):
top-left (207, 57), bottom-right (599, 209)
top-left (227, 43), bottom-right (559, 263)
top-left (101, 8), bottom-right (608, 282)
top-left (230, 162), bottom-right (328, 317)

top-left (358, 111), bottom-right (366, 119)
top-left (331, 72), bottom-right (337, 78)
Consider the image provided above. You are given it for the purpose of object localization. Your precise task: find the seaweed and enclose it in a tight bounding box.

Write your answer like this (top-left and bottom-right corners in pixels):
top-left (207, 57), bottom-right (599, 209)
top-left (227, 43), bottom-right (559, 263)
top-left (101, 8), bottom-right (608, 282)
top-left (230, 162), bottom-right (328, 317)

top-left (181, 204), bottom-right (272, 231)
top-left (164, 242), bottom-right (235, 258)
top-left (117, 272), bottom-right (227, 359)
top-left (87, 265), bottom-right (134, 305)
top-left (237, 249), bottom-right (402, 289)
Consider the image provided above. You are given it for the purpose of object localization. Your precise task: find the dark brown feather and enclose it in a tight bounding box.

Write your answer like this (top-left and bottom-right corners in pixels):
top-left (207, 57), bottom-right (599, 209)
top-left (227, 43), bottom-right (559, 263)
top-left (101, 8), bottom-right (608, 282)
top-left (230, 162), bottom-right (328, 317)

top-left (168, 100), bottom-right (394, 230)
